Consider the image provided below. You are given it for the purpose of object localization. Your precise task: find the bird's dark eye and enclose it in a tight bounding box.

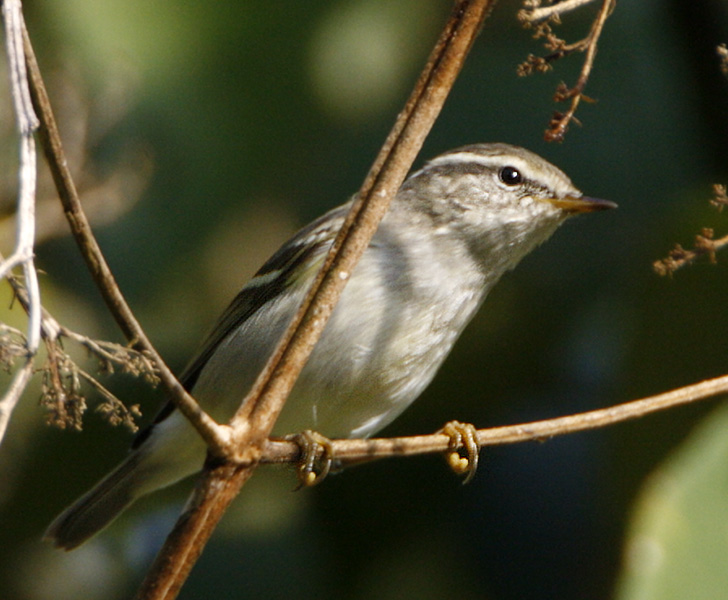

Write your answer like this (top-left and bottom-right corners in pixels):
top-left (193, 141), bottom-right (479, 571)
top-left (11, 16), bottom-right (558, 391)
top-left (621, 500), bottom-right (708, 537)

top-left (499, 166), bottom-right (523, 185)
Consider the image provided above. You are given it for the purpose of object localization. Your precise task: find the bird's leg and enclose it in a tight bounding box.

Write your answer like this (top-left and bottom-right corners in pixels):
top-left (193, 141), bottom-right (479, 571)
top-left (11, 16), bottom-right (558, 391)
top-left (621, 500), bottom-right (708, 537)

top-left (440, 420), bottom-right (480, 484)
top-left (288, 430), bottom-right (334, 487)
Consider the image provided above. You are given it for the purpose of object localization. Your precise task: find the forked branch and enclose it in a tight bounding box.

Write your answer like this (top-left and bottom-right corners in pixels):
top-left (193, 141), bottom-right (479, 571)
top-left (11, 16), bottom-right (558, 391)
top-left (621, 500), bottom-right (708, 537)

top-left (518, 0), bottom-right (615, 141)
top-left (3, 254), bottom-right (155, 432)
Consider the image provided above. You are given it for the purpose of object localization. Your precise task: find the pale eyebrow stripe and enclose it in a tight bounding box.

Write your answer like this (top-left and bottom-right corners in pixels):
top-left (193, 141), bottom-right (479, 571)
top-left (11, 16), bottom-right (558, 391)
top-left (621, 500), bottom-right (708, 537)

top-left (426, 151), bottom-right (518, 169)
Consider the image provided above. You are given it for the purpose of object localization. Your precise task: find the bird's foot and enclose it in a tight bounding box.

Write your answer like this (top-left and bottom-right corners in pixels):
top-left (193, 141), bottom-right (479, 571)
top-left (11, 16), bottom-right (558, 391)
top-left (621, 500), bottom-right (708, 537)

top-left (289, 430), bottom-right (334, 488)
top-left (440, 420), bottom-right (480, 484)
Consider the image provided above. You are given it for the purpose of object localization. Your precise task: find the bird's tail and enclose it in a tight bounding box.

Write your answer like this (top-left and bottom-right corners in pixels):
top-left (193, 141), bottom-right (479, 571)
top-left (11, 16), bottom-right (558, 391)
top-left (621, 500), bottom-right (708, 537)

top-left (45, 452), bottom-right (148, 550)
top-left (46, 410), bottom-right (205, 550)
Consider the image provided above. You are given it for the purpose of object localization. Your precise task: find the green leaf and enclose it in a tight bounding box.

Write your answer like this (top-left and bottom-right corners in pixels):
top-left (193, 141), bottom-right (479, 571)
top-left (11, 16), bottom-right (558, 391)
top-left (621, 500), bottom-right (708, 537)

top-left (615, 402), bottom-right (728, 600)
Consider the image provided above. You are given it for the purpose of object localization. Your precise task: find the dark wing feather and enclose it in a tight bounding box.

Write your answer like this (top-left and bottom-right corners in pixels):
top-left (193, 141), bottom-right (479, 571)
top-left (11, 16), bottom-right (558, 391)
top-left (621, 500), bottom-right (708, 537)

top-left (132, 203), bottom-right (348, 448)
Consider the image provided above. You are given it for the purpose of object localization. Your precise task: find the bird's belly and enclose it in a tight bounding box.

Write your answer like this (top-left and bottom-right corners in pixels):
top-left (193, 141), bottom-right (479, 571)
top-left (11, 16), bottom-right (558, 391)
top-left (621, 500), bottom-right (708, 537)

top-left (277, 285), bottom-right (481, 439)
top-left (191, 246), bottom-right (485, 440)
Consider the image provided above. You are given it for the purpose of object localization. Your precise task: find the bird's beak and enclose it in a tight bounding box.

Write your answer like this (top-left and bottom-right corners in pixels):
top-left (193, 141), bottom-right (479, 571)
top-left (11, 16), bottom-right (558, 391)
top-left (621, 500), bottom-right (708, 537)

top-left (547, 195), bottom-right (617, 214)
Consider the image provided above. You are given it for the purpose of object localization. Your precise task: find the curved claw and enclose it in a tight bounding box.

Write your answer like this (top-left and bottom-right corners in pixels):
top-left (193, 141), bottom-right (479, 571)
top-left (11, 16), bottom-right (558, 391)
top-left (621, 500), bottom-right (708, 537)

top-left (440, 421), bottom-right (480, 484)
top-left (289, 430), bottom-right (334, 488)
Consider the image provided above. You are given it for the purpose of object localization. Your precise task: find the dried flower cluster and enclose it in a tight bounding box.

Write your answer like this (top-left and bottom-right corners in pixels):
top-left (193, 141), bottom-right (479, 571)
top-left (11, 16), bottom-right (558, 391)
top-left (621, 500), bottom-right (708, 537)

top-left (518, 0), bottom-right (614, 141)
top-left (39, 335), bottom-right (153, 432)
top-left (0, 325), bottom-right (28, 372)
top-left (654, 185), bottom-right (728, 276)
top-left (2, 270), bottom-right (157, 432)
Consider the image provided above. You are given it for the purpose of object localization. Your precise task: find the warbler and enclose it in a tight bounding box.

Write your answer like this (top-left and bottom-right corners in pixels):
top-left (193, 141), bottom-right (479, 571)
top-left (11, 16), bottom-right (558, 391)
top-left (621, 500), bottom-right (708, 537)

top-left (46, 143), bottom-right (615, 550)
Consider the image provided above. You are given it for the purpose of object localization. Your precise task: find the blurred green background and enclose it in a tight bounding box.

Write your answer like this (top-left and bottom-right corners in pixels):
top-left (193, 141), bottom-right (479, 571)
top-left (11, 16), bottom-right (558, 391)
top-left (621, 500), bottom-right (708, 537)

top-left (1, 1), bottom-right (728, 598)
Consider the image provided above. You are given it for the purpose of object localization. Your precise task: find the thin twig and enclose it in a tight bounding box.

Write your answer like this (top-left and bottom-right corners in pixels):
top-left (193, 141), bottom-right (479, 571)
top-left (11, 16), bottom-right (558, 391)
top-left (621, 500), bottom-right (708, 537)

top-left (518, 0), bottom-right (600, 23)
top-left (1, 251), bottom-right (61, 339)
top-left (653, 229), bottom-right (728, 276)
top-left (134, 2), bottom-right (497, 598)
top-left (654, 185), bottom-right (728, 276)
top-left (1, 1), bottom-right (40, 349)
top-left (20, 23), bottom-right (230, 456)
top-left (3, 254), bottom-right (154, 430)
top-left (0, 0), bottom-right (41, 447)
top-left (0, 358), bottom-right (34, 442)
top-left (261, 372), bottom-right (728, 465)
top-left (544, 0), bottom-right (614, 142)
top-left (516, 0), bottom-right (614, 142)
top-left (78, 368), bottom-right (142, 432)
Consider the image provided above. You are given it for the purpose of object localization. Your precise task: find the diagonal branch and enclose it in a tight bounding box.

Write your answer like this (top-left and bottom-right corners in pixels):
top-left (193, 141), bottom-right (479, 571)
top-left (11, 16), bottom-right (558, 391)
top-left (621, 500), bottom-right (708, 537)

top-left (20, 23), bottom-right (230, 456)
top-left (134, 1), bottom-right (498, 598)
top-left (230, 0), bottom-right (496, 443)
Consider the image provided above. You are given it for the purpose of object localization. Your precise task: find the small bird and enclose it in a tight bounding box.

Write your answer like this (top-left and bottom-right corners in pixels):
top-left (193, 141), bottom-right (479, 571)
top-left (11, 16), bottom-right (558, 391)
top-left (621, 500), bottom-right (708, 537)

top-left (46, 143), bottom-right (614, 550)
